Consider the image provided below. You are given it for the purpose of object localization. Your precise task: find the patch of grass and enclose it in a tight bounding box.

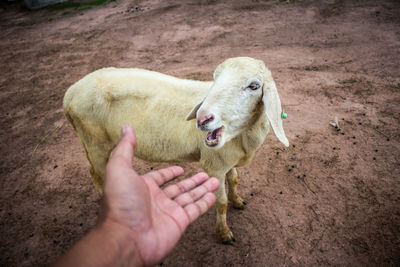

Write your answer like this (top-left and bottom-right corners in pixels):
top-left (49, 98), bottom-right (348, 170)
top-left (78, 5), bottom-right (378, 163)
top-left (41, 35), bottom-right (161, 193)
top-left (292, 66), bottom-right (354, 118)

top-left (76, 6), bottom-right (93, 11)
top-left (46, 0), bottom-right (113, 11)
top-left (46, 1), bottom-right (81, 10)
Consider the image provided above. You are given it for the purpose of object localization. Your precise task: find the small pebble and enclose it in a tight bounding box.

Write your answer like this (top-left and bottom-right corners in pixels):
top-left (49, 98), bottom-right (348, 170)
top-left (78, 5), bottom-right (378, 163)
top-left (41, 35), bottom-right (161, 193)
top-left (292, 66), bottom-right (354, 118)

top-left (374, 149), bottom-right (378, 152)
top-left (288, 168), bottom-right (292, 172)
top-left (276, 152), bottom-right (280, 155)
top-left (358, 122), bottom-right (362, 125)
top-left (250, 193), bottom-right (254, 196)
top-left (288, 211), bottom-right (293, 216)
top-left (387, 138), bottom-right (390, 141)
top-left (333, 147), bottom-right (336, 150)
top-left (373, 157), bottom-right (376, 160)
top-left (280, 191), bottom-right (283, 194)
top-left (353, 142), bottom-right (357, 145)
top-left (341, 132), bottom-right (345, 135)
top-left (352, 136), bottom-right (356, 139)
top-left (79, 223), bottom-right (83, 226)
top-left (69, 205), bottom-right (72, 209)
top-left (53, 165), bottom-right (58, 169)
top-left (297, 175), bottom-right (300, 179)
top-left (303, 174), bottom-right (307, 177)
top-left (291, 165), bottom-right (295, 168)
top-left (150, 167), bottom-right (154, 170)
top-left (292, 144), bottom-right (296, 148)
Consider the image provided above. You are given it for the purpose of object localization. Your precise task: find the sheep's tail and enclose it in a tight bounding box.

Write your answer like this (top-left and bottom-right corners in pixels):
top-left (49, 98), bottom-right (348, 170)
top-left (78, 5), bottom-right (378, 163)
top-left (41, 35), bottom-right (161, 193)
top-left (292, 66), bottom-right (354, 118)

top-left (63, 84), bottom-right (79, 131)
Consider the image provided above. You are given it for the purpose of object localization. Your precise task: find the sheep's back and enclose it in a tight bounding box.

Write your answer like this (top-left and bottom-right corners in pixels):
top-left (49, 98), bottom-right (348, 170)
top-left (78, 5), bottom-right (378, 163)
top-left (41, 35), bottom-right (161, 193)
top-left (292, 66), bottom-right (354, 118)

top-left (64, 67), bottom-right (211, 163)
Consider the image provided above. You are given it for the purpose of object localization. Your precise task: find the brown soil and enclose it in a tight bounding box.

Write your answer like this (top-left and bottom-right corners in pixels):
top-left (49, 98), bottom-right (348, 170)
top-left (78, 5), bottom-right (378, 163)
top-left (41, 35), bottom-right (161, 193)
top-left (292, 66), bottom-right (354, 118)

top-left (1, 0), bottom-right (399, 266)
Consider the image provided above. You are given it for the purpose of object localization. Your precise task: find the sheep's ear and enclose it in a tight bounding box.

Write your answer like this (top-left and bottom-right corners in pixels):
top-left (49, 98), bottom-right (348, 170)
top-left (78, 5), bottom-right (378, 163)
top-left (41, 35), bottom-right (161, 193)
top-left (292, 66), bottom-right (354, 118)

top-left (262, 80), bottom-right (289, 147)
top-left (186, 100), bottom-right (203, 121)
top-left (213, 59), bottom-right (229, 80)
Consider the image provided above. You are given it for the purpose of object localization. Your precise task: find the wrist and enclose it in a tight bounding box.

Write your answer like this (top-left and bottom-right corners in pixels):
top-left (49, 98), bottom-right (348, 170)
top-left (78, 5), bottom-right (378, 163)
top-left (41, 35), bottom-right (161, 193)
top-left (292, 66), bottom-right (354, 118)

top-left (53, 219), bottom-right (143, 267)
top-left (95, 219), bottom-right (143, 267)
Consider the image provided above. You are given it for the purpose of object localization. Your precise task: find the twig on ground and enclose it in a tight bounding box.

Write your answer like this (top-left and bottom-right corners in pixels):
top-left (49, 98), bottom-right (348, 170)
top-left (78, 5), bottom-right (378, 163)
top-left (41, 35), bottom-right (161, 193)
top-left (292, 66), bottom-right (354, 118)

top-left (32, 123), bottom-right (63, 155)
top-left (367, 125), bottom-right (390, 139)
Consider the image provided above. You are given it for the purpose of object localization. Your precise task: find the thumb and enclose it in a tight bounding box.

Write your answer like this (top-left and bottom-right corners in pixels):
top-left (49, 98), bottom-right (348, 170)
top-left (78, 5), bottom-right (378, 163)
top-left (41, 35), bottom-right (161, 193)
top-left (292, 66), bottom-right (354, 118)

top-left (108, 125), bottom-right (137, 168)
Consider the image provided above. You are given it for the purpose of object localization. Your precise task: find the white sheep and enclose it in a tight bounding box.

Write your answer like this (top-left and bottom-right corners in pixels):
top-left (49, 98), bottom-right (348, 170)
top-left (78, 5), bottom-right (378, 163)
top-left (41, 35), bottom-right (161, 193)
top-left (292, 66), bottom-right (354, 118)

top-left (63, 57), bottom-right (289, 243)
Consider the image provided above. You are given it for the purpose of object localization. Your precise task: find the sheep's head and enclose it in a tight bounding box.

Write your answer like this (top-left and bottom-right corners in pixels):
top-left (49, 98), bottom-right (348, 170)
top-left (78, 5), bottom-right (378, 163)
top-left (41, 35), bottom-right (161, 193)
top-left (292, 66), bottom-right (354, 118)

top-left (186, 57), bottom-right (289, 149)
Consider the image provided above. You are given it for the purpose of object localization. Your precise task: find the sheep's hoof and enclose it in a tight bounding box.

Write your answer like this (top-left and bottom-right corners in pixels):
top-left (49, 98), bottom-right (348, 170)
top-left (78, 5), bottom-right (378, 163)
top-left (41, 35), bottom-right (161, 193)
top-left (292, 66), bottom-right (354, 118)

top-left (217, 227), bottom-right (235, 244)
top-left (230, 196), bottom-right (246, 210)
top-left (222, 237), bottom-right (235, 244)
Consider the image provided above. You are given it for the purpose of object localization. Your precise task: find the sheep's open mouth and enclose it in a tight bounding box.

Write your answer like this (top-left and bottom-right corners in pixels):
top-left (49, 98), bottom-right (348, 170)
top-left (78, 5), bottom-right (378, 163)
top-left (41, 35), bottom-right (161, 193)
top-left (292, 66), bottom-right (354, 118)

top-left (205, 126), bottom-right (224, 147)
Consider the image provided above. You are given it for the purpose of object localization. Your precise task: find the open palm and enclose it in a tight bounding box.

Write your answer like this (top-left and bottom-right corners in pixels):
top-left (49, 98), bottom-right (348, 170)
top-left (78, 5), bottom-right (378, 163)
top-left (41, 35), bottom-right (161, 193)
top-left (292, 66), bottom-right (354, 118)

top-left (102, 125), bottom-right (219, 266)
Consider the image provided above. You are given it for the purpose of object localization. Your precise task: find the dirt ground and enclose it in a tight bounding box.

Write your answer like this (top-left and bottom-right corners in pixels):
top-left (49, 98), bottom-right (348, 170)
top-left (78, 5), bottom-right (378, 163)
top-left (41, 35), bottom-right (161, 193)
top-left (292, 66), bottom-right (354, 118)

top-left (0, 0), bottom-right (399, 266)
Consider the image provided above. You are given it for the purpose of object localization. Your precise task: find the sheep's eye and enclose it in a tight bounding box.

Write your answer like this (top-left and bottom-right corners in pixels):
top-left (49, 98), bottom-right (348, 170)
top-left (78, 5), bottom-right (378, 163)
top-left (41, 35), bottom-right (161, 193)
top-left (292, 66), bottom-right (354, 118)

top-left (247, 82), bottom-right (260, 91)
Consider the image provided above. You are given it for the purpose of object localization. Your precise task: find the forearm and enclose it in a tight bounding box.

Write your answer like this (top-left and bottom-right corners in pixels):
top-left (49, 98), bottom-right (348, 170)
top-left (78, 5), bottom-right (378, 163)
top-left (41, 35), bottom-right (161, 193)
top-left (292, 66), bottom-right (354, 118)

top-left (53, 220), bottom-right (142, 267)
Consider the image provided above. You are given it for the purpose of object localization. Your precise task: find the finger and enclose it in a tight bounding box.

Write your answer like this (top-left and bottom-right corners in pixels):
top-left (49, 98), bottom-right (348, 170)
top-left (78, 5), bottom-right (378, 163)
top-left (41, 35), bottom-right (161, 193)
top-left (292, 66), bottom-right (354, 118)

top-left (174, 177), bottom-right (219, 207)
top-left (145, 166), bottom-right (184, 186)
top-left (184, 192), bottom-right (216, 224)
top-left (108, 125), bottom-right (136, 168)
top-left (163, 172), bottom-right (209, 199)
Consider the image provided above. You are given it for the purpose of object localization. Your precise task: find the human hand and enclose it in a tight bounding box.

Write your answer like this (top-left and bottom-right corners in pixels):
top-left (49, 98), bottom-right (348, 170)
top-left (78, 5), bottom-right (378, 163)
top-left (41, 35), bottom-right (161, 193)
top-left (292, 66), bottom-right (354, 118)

top-left (100, 125), bottom-right (220, 266)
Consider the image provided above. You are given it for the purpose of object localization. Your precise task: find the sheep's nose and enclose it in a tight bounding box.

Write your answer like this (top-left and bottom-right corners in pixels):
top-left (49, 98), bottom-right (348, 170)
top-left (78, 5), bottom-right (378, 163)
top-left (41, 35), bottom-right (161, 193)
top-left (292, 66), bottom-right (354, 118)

top-left (197, 114), bottom-right (214, 128)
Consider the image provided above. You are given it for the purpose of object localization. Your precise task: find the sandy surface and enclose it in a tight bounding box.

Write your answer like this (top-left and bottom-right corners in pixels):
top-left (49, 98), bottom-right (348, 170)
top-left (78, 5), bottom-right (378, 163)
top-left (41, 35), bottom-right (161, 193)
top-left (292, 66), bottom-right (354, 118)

top-left (1, 0), bottom-right (399, 266)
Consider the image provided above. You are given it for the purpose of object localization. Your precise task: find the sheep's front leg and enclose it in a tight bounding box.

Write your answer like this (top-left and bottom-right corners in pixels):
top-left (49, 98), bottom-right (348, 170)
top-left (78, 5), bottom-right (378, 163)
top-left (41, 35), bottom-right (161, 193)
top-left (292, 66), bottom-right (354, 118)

top-left (227, 168), bottom-right (246, 209)
top-left (214, 176), bottom-right (234, 243)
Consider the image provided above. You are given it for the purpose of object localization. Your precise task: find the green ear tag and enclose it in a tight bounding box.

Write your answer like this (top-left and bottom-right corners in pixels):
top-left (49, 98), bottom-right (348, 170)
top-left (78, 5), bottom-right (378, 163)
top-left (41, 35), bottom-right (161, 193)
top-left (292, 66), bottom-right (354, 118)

top-left (281, 111), bottom-right (287, 119)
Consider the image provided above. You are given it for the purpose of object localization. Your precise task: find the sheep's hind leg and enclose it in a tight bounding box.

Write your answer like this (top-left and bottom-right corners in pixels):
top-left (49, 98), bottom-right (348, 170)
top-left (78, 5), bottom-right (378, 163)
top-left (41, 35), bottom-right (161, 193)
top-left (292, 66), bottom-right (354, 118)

top-left (82, 142), bottom-right (110, 194)
top-left (227, 168), bottom-right (246, 209)
top-left (89, 167), bottom-right (104, 193)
